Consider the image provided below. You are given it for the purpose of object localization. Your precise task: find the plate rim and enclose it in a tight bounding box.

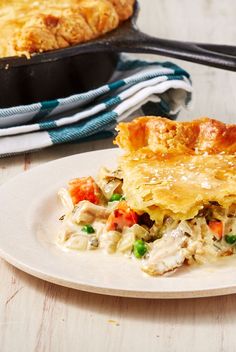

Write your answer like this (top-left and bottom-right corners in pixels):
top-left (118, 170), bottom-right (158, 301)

top-left (1, 247), bottom-right (236, 299)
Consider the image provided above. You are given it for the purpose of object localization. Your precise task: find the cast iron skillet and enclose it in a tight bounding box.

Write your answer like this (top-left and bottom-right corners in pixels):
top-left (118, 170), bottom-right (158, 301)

top-left (0, 0), bottom-right (235, 108)
top-left (0, 52), bottom-right (119, 108)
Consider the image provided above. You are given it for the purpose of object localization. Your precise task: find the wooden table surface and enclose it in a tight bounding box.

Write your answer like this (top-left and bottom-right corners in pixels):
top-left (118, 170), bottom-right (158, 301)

top-left (0, 1), bottom-right (236, 351)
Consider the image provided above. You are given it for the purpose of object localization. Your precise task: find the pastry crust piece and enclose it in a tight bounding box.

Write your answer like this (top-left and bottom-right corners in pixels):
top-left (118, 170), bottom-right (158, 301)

top-left (109, 0), bottom-right (135, 21)
top-left (115, 116), bottom-right (236, 156)
top-left (0, 0), bottom-right (135, 58)
top-left (115, 117), bottom-right (236, 222)
top-left (14, 1), bottom-right (119, 55)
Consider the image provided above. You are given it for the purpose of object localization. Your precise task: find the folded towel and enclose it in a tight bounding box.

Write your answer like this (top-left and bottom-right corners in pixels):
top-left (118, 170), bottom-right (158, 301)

top-left (0, 57), bottom-right (192, 157)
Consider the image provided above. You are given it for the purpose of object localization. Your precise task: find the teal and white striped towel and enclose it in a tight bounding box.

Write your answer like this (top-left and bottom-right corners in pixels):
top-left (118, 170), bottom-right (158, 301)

top-left (0, 58), bottom-right (192, 157)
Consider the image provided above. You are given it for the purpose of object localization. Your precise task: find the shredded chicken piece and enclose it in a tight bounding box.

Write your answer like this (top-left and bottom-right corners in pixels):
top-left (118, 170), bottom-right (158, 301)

top-left (72, 200), bottom-right (111, 224)
top-left (58, 188), bottom-right (74, 213)
top-left (142, 228), bottom-right (188, 275)
top-left (100, 230), bottom-right (121, 253)
top-left (97, 167), bottom-right (123, 200)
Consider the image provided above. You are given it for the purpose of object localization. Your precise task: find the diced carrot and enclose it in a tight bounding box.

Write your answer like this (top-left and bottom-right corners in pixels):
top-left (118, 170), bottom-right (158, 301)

top-left (68, 176), bottom-right (101, 205)
top-left (208, 220), bottom-right (223, 239)
top-left (106, 201), bottom-right (138, 231)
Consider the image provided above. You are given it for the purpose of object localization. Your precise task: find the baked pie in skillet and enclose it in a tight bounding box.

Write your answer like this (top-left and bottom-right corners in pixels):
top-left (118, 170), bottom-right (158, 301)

top-left (0, 0), bottom-right (135, 58)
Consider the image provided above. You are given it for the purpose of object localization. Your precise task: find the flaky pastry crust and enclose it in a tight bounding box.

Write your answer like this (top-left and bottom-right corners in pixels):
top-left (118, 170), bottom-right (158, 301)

top-left (115, 116), bottom-right (236, 156)
top-left (0, 0), bottom-right (135, 58)
top-left (115, 117), bottom-right (236, 221)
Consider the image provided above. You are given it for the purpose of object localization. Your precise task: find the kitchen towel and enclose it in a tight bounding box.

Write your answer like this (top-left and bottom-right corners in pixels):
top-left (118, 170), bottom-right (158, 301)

top-left (0, 57), bottom-right (192, 157)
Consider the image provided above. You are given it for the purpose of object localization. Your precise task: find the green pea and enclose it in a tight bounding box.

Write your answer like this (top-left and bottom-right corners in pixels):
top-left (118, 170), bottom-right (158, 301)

top-left (133, 240), bottom-right (148, 259)
top-left (109, 193), bottom-right (123, 202)
top-left (82, 225), bottom-right (95, 234)
top-left (225, 234), bottom-right (236, 245)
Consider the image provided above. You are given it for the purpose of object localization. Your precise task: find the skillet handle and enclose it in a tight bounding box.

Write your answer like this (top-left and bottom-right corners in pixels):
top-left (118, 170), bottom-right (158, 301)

top-left (99, 27), bottom-right (236, 71)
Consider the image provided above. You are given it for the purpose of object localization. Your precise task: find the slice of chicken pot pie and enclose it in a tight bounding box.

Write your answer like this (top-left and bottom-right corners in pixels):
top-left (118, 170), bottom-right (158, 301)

top-left (57, 117), bottom-right (236, 276)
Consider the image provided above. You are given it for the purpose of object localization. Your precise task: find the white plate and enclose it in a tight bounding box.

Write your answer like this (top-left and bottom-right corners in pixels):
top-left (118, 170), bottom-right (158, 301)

top-left (0, 148), bottom-right (236, 299)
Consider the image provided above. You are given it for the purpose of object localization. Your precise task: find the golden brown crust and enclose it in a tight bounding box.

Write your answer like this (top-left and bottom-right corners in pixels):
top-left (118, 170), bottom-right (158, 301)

top-left (115, 116), bottom-right (236, 156)
top-left (109, 0), bottom-right (135, 21)
top-left (0, 0), bottom-right (134, 58)
top-left (116, 116), bottom-right (236, 222)
top-left (120, 153), bottom-right (236, 221)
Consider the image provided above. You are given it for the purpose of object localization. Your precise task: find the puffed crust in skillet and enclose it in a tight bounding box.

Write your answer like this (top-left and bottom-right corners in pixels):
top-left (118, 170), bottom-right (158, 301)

top-left (0, 0), bottom-right (135, 58)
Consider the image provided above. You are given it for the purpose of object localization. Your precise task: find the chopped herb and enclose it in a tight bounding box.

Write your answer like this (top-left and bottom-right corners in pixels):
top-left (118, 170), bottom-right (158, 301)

top-left (213, 243), bottom-right (221, 251)
top-left (59, 215), bottom-right (65, 221)
top-left (82, 225), bottom-right (95, 234)
top-left (89, 237), bottom-right (99, 249)
top-left (184, 232), bottom-right (191, 237)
